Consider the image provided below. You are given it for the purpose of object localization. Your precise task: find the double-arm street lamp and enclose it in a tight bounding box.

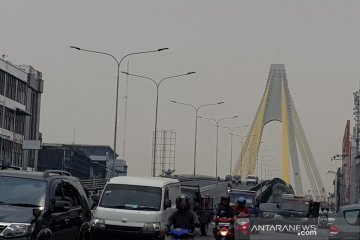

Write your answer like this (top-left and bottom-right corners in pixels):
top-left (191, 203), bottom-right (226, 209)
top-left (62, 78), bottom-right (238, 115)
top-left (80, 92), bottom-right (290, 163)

top-left (219, 125), bottom-right (249, 177)
top-left (122, 71), bottom-right (196, 177)
top-left (70, 46), bottom-right (168, 176)
top-left (198, 115), bottom-right (239, 181)
top-left (171, 100), bottom-right (224, 180)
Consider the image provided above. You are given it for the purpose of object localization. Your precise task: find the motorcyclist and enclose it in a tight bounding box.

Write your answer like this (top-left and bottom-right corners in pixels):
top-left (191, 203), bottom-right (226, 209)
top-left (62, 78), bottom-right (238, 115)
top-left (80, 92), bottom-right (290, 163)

top-left (213, 194), bottom-right (234, 238)
top-left (163, 194), bottom-right (200, 236)
top-left (234, 197), bottom-right (251, 217)
top-left (320, 207), bottom-right (328, 217)
top-left (216, 194), bottom-right (234, 218)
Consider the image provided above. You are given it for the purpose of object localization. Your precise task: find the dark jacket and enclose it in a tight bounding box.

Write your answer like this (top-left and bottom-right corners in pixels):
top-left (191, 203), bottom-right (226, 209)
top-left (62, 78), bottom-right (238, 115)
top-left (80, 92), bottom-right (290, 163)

top-left (166, 210), bottom-right (200, 230)
top-left (216, 205), bottom-right (234, 218)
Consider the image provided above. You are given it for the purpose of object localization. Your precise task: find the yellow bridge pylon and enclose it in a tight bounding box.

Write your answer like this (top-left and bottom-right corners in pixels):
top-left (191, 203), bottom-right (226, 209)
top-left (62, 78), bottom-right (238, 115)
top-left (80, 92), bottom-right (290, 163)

top-left (233, 64), bottom-right (325, 198)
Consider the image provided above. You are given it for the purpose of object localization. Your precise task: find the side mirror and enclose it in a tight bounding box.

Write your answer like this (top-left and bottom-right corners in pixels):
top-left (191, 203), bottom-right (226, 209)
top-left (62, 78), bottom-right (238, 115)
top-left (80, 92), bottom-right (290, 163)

top-left (33, 208), bottom-right (41, 219)
top-left (276, 204), bottom-right (280, 209)
top-left (164, 200), bottom-right (172, 209)
top-left (53, 200), bottom-right (71, 213)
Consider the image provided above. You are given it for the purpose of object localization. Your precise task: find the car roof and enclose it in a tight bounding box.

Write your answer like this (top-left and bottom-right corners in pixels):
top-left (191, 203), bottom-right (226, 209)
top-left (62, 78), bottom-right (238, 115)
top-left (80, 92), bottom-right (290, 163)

top-left (0, 169), bottom-right (78, 182)
top-left (339, 204), bottom-right (360, 211)
top-left (107, 176), bottom-right (179, 187)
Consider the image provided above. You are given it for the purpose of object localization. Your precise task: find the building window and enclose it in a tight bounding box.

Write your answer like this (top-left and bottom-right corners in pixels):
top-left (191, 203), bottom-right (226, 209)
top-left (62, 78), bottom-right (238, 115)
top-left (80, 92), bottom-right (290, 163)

top-left (16, 81), bottom-right (26, 105)
top-left (4, 108), bottom-right (14, 131)
top-left (0, 106), bottom-right (3, 128)
top-left (15, 114), bottom-right (25, 135)
top-left (1, 139), bottom-right (12, 163)
top-left (5, 74), bottom-right (17, 100)
top-left (13, 142), bottom-right (22, 167)
top-left (0, 70), bottom-right (5, 96)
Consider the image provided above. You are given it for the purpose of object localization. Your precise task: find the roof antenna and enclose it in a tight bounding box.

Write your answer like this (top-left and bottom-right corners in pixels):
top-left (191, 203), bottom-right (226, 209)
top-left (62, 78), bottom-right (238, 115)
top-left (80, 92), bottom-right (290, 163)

top-left (2, 54), bottom-right (7, 60)
top-left (72, 128), bottom-right (76, 145)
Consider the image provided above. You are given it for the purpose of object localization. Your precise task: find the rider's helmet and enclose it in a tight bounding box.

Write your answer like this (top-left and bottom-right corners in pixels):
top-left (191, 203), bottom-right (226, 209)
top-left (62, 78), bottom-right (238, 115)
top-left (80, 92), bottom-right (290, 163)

top-left (175, 194), bottom-right (191, 211)
top-left (237, 196), bottom-right (246, 207)
top-left (220, 194), bottom-right (230, 206)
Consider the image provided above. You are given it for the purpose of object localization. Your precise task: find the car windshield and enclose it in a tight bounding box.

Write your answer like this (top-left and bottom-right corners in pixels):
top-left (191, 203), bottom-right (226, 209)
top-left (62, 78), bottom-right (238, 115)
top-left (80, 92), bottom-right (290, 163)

top-left (0, 176), bottom-right (46, 207)
top-left (247, 176), bottom-right (256, 179)
top-left (280, 202), bottom-right (309, 212)
top-left (259, 203), bottom-right (279, 213)
top-left (99, 184), bottom-right (162, 211)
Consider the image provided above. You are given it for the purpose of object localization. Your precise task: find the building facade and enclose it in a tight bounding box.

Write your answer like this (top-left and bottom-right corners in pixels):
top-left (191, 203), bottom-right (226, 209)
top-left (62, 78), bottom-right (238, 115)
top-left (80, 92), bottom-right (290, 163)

top-left (0, 58), bottom-right (43, 169)
top-left (73, 144), bottom-right (127, 178)
top-left (39, 143), bottom-right (127, 179)
top-left (38, 144), bottom-right (91, 179)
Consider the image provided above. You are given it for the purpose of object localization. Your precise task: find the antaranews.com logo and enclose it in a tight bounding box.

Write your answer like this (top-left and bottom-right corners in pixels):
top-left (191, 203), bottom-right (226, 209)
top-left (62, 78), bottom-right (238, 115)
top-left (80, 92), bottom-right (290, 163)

top-left (251, 224), bottom-right (318, 236)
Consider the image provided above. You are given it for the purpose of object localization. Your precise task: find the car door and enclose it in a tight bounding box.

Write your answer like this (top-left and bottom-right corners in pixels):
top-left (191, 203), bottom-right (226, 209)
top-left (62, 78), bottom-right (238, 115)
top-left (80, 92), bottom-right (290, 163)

top-left (50, 181), bottom-right (74, 240)
top-left (62, 181), bottom-right (85, 240)
top-left (342, 209), bottom-right (360, 239)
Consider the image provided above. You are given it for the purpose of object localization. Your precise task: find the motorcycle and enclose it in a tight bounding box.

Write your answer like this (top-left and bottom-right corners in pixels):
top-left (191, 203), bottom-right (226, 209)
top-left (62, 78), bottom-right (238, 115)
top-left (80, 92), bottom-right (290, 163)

top-left (234, 213), bottom-right (251, 240)
top-left (215, 217), bottom-right (234, 240)
top-left (165, 228), bottom-right (194, 239)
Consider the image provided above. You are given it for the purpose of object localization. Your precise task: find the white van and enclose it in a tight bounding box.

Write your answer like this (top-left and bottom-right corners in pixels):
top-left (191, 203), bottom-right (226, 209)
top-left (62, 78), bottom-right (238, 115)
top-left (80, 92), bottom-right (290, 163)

top-left (90, 176), bottom-right (181, 240)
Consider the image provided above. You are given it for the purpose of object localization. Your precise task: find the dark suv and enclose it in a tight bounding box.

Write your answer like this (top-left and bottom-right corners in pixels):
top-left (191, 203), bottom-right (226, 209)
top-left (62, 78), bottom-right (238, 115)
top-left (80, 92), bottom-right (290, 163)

top-left (0, 168), bottom-right (91, 240)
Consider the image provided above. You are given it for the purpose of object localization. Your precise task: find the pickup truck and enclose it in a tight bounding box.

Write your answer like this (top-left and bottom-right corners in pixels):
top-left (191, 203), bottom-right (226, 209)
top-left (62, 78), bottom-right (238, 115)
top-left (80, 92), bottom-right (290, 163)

top-left (181, 184), bottom-right (215, 236)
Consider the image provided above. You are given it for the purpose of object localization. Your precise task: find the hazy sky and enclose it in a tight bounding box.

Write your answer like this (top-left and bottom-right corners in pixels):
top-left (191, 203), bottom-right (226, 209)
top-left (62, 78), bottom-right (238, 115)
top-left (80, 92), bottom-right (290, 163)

top-left (1, 0), bottom-right (359, 193)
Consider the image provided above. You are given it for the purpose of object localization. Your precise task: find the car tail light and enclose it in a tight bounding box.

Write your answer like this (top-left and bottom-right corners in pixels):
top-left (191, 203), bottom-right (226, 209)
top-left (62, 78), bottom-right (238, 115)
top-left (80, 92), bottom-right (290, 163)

top-left (329, 225), bottom-right (341, 237)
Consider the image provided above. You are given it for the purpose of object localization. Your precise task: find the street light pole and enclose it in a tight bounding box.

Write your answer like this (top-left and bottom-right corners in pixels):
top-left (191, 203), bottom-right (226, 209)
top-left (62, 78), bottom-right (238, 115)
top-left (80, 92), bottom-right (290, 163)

top-left (219, 125), bottom-right (249, 177)
top-left (198, 115), bottom-right (239, 182)
top-left (122, 72), bottom-right (195, 177)
top-left (70, 46), bottom-right (168, 177)
top-left (171, 101), bottom-right (224, 180)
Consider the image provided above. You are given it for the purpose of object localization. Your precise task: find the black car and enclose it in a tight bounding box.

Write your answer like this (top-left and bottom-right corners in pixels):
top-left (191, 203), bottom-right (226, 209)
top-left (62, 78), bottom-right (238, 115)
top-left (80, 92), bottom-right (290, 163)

top-left (275, 196), bottom-right (320, 232)
top-left (0, 168), bottom-right (91, 240)
top-left (329, 204), bottom-right (360, 240)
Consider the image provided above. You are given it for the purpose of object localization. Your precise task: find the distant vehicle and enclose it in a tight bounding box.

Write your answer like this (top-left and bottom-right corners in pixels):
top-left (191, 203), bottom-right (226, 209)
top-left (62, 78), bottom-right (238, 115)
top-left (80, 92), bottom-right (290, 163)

top-left (246, 175), bottom-right (259, 185)
top-left (0, 169), bottom-right (91, 240)
top-left (232, 175), bottom-right (241, 184)
top-left (225, 175), bottom-right (232, 181)
top-left (328, 204), bottom-right (360, 240)
top-left (228, 190), bottom-right (257, 215)
top-left (275, 195), bottom-right (320, 232)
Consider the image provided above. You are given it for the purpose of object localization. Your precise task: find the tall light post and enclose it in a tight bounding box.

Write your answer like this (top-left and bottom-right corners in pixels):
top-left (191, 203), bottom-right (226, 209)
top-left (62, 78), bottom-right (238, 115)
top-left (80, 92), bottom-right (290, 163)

top-left (171, 100), bottom-right (224, 180)
top-left (219, 125), bottom-right (249, 177)
top-left (70, 46), bottom-right (168, 176)
top-left (198, 115), bottom-right (239, 181)
top-left (122, 71), bottom-right (196, 177)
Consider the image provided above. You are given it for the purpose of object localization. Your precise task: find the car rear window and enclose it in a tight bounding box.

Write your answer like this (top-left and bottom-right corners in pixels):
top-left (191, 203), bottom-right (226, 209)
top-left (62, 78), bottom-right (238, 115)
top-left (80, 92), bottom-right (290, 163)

top-left (343, 210), bottom-right (360, 226)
